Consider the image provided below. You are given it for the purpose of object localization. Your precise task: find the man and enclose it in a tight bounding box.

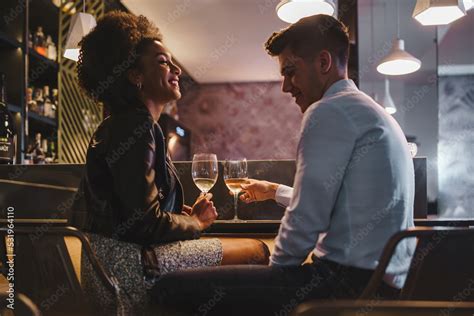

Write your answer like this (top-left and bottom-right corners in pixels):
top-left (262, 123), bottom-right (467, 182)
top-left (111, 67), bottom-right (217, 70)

top-left (153, 14), bottom-right (415, 314)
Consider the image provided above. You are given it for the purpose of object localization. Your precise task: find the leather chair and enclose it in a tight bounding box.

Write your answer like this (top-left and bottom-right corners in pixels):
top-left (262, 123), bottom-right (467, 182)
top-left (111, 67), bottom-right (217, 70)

top-left (292, 300), bottom-right (474, 316)
top-left (292, 227), bottom-right (474, 316)
top-left (360, 226), bottom-right (474, 301)
top-left (0, 225), bottom-right (123, 316)
top-left (0, 292), bottom-right (42, 316)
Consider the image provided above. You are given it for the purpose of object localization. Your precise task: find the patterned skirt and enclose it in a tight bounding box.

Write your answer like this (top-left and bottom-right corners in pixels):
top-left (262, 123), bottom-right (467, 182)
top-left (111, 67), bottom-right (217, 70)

top-left (81, 233), bottom-right (223, 315)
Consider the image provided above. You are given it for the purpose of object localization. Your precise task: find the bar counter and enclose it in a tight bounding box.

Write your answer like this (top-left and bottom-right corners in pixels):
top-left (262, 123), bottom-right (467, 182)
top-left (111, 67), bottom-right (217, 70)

top-left (0, 158), bottom-right (434, 232)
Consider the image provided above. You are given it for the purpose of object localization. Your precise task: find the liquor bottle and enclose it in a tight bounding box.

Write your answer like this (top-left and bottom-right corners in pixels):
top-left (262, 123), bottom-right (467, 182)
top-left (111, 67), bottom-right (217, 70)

top-left (34, 26), bottom-right (46, 56)
top-left (28, 33), bottom-right (33, 49)
top-left (41, 138), bottom-right (48, 155)
top-left (46, 36), bottom-right (57, 62)
top-left (51, 88), bottom-right (58, 119)
top-left (29, 133), bottom-right (45, 164)
top-left (27, 87), bottom-right (39, 113)
top-left (49, 140), bottom-right (56, 162)
top-left (0, 73), bottom-right (17, 164)
top-left (33, 87), bottom-right (44, 115)
top-left (43, 85), bottom-right (52, 118)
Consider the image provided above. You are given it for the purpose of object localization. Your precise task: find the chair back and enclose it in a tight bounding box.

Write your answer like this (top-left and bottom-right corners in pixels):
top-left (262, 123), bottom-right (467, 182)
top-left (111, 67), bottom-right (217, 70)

top-left (401, 228), bottom-right (474, 300)
top-left (0, 225), bottom-right (120, 315)
top-left (293, 300), bottom-right (474, 316)
top-left (0, 293), bottom-right (42, 316)
top-left (360, 227), bottom-right (474, 301)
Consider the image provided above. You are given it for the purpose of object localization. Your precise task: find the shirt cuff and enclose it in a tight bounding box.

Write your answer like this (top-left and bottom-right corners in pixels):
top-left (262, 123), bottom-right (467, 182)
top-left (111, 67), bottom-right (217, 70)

top-left (275, 184), bottom-right (293, 207)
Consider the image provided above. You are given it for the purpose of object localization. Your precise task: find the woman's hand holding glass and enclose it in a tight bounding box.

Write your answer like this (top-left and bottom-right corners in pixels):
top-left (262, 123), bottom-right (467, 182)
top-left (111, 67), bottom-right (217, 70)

top-left (190, 193), bottom-right (217, 230)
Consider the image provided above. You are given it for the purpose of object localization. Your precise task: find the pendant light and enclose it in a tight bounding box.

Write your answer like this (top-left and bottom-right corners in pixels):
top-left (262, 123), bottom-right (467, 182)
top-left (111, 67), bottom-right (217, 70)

top-left (276, 0), bottom-right (336, 24)
top-left (413, 0), bottom-right (466, 26)
top-left (464, 0), bottom-right (474, 10)
top-left (377, 0), bottom-right (421, 76)
top-left (63, 1), bottom-right (97, 61)
top-left (382, 78), bottom-right (397, 114)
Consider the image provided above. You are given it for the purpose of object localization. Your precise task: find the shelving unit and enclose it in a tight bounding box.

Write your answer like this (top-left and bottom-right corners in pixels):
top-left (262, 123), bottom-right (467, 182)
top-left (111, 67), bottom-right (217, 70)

top-left (0, 0), bottom-right (59, 163)
top-left (28, 111), bottom-right (57, 127)
top-left (29, 49), bottom-right (59, 70)
top-left (2, 0), bottom-right (139, 164)
top-left (7, 103), bottom-right (21, 113)
top-left (0, 31), bottom-right (21, 49)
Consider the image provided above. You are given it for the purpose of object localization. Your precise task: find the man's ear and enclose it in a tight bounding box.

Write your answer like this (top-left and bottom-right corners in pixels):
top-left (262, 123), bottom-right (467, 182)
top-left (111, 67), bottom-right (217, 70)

top-left (127, 68), bottom-right (142, 86)
top-left (318, 50), bottom-right (332, 74)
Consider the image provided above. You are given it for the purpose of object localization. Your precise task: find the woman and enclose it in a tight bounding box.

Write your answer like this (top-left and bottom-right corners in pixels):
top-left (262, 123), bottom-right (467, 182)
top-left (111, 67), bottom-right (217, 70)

top-left (72, 11), bottom-right (269, 313)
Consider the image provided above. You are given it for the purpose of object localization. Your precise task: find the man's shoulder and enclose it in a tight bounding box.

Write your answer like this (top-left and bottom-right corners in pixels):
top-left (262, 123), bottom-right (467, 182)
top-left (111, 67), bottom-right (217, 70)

top-left (303, 98), bottom-right (355, 123)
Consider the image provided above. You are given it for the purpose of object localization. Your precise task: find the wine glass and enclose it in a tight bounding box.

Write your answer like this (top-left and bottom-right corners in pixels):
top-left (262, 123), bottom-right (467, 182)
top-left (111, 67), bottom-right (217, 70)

top-left (192, 153), bottom-right (218, 195)
top-left (224, 159), bottom-right (248, 221)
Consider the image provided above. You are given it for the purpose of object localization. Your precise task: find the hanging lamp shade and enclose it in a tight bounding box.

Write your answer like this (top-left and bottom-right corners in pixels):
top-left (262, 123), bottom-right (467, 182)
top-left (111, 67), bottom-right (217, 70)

top-left (464, 0), bottom-right (474, 10)
top-left (382, 78), bottom-right (397, 114)
top-left (276, 0), bottom-right (335, 23)
top-left (63, 12), bottom-right (97, 61)
top-left (413, 0), bottom-right (466, 26)
top-left (377, 38), bottom-right (421, 76)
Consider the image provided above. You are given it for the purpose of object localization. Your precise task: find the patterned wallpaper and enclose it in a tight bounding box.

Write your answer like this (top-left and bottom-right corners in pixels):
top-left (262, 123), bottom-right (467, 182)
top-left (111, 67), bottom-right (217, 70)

top-left (438, 75), bottom-right (474, 218)
top-left (178, 82), bottom-right (303, 160)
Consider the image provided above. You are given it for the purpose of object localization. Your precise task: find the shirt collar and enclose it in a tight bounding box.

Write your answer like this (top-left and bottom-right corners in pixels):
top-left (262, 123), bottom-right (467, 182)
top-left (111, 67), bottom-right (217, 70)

top-left (322, 79), bottom-right (358, 100)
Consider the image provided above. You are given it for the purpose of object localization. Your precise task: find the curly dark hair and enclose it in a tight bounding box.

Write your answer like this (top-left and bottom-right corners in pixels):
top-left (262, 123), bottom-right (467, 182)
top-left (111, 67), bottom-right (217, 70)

top-left (77, 11), bottom-right (162, 113)
top-left (265, 14), bottom-right (349, 67)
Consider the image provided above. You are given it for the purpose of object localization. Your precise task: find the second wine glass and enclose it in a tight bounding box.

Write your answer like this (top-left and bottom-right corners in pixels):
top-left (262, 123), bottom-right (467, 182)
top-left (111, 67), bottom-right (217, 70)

top-left (224, 159), bottom-right (248, 221)
top-left (192, 153), bottom-right (218, 195)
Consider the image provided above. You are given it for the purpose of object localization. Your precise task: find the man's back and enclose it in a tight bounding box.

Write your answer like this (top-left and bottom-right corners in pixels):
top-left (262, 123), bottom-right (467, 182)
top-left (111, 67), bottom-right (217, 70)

top-left (316, 80), bottom-right (415, 287)
top-left (273, 79), bottom-right (415, 288)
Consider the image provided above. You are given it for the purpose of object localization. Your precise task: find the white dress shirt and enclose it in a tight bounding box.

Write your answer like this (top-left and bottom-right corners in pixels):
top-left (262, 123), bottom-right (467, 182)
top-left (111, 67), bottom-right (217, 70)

top-left (275, 184), bottom-right (293, 207)
top-left (270, 79), bottom-right (415, 289)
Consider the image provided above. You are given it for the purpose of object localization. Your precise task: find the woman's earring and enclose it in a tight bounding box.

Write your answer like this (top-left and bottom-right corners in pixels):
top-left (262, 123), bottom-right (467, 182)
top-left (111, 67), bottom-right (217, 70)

top-left (137, 82), bottom-right (142, 90)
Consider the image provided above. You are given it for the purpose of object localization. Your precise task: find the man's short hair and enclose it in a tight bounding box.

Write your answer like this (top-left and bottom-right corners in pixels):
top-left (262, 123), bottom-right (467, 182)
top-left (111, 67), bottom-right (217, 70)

top-left (265, 14), bottom-right (350, 67)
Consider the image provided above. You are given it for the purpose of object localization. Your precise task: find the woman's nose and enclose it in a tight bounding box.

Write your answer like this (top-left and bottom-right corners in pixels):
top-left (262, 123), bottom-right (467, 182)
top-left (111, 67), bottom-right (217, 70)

top-left (171, 62), bottom-right (181, 76)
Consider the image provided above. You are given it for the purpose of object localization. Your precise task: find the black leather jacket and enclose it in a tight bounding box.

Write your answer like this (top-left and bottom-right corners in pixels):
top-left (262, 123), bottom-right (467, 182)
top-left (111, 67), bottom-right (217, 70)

top-left (71, 106), bottom-right (201, 245)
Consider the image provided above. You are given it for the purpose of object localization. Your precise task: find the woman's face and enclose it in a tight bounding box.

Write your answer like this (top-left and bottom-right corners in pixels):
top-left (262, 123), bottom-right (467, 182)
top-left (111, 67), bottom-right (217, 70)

top-left (138, 40), bottom-right (182, 104)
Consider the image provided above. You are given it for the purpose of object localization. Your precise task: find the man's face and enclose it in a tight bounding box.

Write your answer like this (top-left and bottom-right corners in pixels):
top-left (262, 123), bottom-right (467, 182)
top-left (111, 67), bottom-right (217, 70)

top-left (278, 47), bottom-right (324, 113)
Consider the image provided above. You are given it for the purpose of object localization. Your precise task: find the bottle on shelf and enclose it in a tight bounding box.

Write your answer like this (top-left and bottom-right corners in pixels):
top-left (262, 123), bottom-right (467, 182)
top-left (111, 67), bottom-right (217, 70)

top-left (0, 73), bottom-right (17, 164)
top-left (34, 26), bottom-right (47, 56)
top-left (43, 85), bottom-right (53, 118)
top-left (44, 136), bottom-right (57, 164)
top-left (33, 87), bottom-right (44, 115)
top-left (41, 138), bottom-right (48, 155)
top-left (51, 88), bottom-right (58, 119)
top-left (28, 33), bottom-right (33, 49)
top-left (49, 140), bottom-right (56, 162)
top-left (27, 87), bottom-right (39, 113)
top-left (46, 35), bottom-right (57, 62)
top-left (28, 132), bottom-right (45, 164)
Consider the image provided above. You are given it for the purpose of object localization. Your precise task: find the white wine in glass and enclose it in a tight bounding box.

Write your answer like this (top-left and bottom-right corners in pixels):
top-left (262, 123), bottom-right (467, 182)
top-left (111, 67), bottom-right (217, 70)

top-left (192, 153), bottom-right (218, 195)
top-left (224, 159), bottom-right (248, 221)
top-left (194, 178), bottom-right (217, 193)
top-left (224, 178), bottom-right (247, 194)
